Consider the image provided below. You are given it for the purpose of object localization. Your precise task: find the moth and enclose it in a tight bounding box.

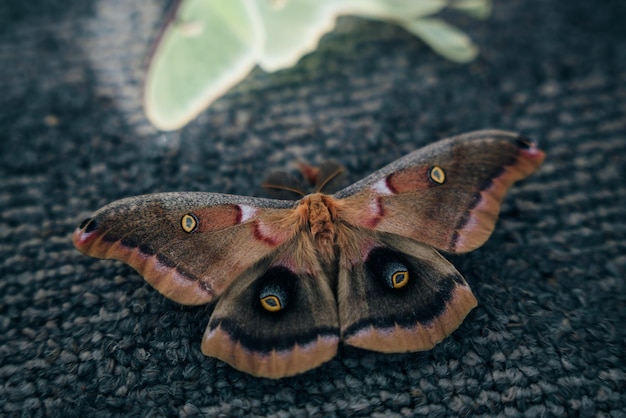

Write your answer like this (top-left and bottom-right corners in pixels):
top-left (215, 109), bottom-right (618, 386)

top-left (73, 130), bottom-right (544, 378)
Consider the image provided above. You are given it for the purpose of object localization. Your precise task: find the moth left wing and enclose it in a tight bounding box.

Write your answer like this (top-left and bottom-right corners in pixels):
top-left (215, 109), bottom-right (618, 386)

top-left (73, 192), bottom-right (297, 306)
top-left (337, 229), bottom-right (477, 353)
top-left (334, 130), bottom-right (545, 253)
top-left (201, 243), bottom-right (340, 378)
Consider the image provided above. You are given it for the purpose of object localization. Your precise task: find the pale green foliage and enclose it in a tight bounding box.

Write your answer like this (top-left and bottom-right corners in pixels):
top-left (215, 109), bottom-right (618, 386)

top-left (145, 0), bottom-right (492, 130)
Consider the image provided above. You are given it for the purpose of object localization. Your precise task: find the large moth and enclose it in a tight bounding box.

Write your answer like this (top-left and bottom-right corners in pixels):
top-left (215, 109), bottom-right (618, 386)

top-left (73, 130), bottom-right (544, 378)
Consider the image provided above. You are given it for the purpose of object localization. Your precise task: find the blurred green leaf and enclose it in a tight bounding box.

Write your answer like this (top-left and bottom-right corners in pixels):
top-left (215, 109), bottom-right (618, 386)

top-left (338, 0), bottom-right (448, 20)
top-left (144, 0), bottom-right (263, 130)
top-left (144, 0), bottom-right (492, 130)
top-left (256, 0), bottom-right (339, 72)
top-left (450, 0), bottom-right (493, 19)
top-left (400, 17), bottom-right (479, 63)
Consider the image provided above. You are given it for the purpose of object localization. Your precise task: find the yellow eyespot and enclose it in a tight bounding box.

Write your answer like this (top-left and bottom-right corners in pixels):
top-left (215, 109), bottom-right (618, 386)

top-left (260, 295), bottom-right (283, 312)
top-left (391, 271), bottom-right (409, 288)
top-left (429, 166), bottom-right (446, 184)
top-left (181, 213), bottom-right (198, 233)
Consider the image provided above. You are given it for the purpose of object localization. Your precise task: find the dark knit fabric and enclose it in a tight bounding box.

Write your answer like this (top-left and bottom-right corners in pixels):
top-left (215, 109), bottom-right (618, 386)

top-left (1, 0), bottom-right (625, 416)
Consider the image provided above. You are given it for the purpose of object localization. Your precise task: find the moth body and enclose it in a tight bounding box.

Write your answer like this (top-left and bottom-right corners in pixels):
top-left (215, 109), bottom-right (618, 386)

top-left (296, 193), bottom-right (339, 262)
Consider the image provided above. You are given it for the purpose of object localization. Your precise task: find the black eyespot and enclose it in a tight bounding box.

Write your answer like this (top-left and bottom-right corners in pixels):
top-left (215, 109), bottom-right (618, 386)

top-left (428, 166), bottom-right (446, 185)
top-left (514, 136), bottom-right (533, 149)
top-left (391, 270), bottom-right (409, 288)
top-left (79, 217), bottom-right (98, 233)
top-left (181, 213), bottom-right (198, 233)
top-left (259, 286), bottom-right (285, 312)
top-left (256, 266), bottom-right (297, 313)
top-left (366, 247), bottom-right (411, 290)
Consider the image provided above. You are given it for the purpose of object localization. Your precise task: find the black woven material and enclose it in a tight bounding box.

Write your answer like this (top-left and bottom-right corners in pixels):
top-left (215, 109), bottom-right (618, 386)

top-left (1, 0), bottom-right (625, 416)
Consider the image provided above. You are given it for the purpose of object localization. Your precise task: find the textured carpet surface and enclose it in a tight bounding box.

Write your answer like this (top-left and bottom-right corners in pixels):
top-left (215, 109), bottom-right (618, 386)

top-left (1, 0), bottom-right (625, 416)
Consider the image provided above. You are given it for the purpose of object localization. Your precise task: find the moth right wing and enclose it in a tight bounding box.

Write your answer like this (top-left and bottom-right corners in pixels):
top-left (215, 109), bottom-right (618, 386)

top-left (334, 130), bottom-right (545, 254)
